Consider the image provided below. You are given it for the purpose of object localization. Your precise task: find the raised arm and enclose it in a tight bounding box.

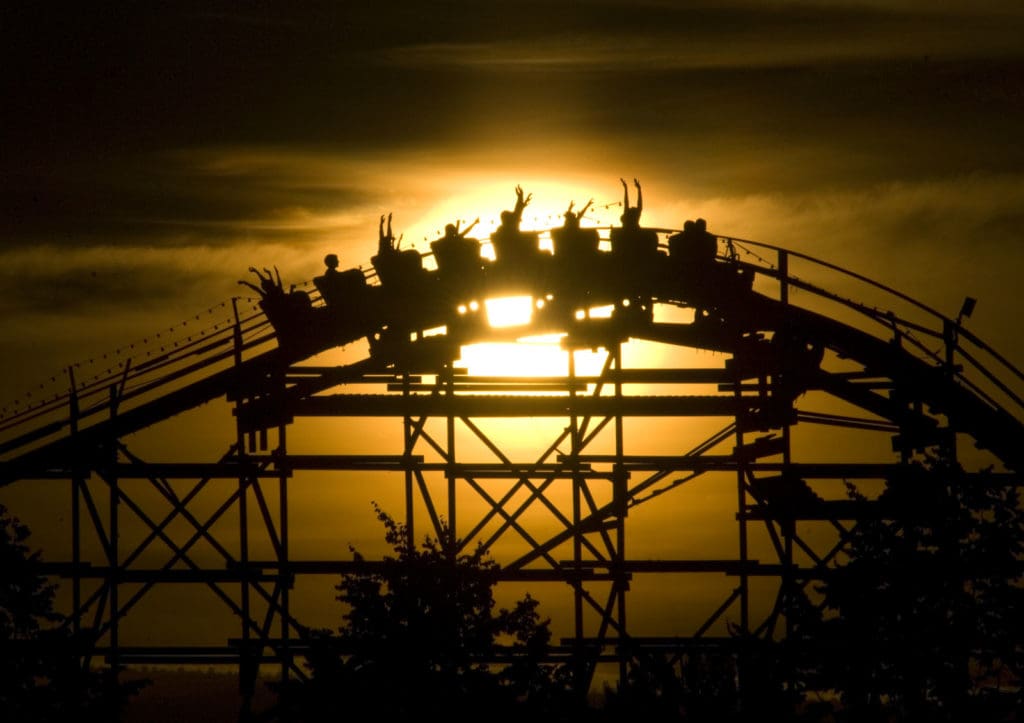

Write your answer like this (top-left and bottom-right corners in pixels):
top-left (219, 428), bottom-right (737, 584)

top-left (460, 217), bottom-right (480, 237)
top-left (248, 266), bottom-right (272, 287)
top-left (238, 280), bottom-right (263, 296)
top-left (378, 213), bottom-right (395, 254)
top-left (634, 178), bottom-right (643, 214)
top-left (513, 184), bottom-right (532, 222)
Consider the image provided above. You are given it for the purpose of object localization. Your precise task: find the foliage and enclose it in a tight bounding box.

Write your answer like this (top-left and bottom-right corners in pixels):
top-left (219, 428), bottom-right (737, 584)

top-left (290, 504), bottom-right (578, 721)
top-left (0, 503), bottom-right (146, 722)
top-left (600, 649), bottom-right (742, 722)
top-left (285, 453), bottom-right (1024, 722)
top-left (796, 454), bottom-right (1024, 721)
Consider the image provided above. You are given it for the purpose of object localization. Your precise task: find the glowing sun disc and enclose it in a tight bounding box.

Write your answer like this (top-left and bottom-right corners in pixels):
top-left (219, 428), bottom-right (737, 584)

top-left (486, 296), bottom-right (533, 328)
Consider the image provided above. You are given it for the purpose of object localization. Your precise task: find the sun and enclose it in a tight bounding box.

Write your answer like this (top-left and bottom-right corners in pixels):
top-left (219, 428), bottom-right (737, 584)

top-left (393, 173), bottom-right (631, 379)
top-left (400, 174), bottom-right (622, 259)
top-left (484, 295), bottom-right (535, 328)
top-left (451, 295), bottom-right (617, 378)
top-left (456, 337), bottom-right (610, 379)
top-left (452, 297), bottom-right (568, 378)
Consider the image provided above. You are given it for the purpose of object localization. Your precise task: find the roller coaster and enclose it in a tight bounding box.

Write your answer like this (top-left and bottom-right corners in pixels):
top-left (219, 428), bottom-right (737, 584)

top-left (1, 184), bottom-right (1022, 712)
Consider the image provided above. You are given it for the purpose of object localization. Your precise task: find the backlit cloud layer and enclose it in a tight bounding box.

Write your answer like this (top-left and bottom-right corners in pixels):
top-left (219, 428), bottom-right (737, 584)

top-left (2, 1), bottom-right (1023, 401)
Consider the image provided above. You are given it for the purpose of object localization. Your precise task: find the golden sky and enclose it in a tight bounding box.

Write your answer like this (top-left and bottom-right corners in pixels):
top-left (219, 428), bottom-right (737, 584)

top-left (3, 1), bottom-right (1024, 404)
top-left (2, 0), bottom-right (1024, 644)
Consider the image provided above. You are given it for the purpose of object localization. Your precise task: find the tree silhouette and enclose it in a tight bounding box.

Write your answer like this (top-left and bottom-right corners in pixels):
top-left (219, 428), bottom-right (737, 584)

top-left (282, 454), bottom-right (1024, 722)
top-left (795, 454), bottom-right (1024, 721)
top-left (599, 648), bottom-right (745, 722)
top-left (289, 505), bottom-right (577, 721)
top-left (1, 502), bottom-right (63, 719)
top-left (0, 503), bottom-right (145, 722)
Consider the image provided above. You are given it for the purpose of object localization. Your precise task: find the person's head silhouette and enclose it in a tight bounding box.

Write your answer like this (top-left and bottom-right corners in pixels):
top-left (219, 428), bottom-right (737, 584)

top-left (620, 207), bottom-right (641, 227)
top-left (563, 199), bottom-right (593, 230)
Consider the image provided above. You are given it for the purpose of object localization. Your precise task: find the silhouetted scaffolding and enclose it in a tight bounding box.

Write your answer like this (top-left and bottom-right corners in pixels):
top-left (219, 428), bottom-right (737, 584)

top-left (2, 221), bottom-right (1022, 716)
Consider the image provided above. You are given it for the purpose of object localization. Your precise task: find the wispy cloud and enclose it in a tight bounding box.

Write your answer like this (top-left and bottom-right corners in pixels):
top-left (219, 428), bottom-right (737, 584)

top-left (382, 7), bottom-right (1024, 71)
top-left (3, 0), bottom-right (1023, 403)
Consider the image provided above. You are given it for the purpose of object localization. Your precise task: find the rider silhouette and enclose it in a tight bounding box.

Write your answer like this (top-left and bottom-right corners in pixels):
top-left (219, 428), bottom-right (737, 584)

top-left (610, 178), bottom-right (658, 260)
top-left (490, 185), bottom-right (539, 265)
top-left (432, 217), bottom-right (482, 279)
top-left (552, 199), bottom-right (598, 258)
top-left (372, 213), bottom-right (424, 288)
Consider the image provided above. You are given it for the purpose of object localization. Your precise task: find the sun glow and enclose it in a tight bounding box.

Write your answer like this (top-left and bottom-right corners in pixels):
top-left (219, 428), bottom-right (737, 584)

top-left (456, 336), bottom-right (609, 379)
top-left (485, 295), bottom-right (534, 328)
top-left (457, 338), bottom-right (565, 378)
top-left (399, 174), bottom-right (621, 262)
top-left (389, 173), bottom-right (661, 379)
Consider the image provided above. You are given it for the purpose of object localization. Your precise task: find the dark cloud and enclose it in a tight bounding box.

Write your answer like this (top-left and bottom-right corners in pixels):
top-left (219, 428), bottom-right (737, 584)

top-left (0, 265), bottom-right (213, 316)
top-left (5, 52), bottom-right (1023, 254)
top-left (6, 2), bottom-right (1021, 162)
top-left (2, 0), bottom-right (1024, 388)
top-left (2, 2), bottom-right (1024, 672)
top-left (0, 153), bottom-right (377, 248)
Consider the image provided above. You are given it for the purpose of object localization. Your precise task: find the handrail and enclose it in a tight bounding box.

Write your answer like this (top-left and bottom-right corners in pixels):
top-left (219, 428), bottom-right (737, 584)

top-left (0, 301), bottom-right (275, 455)
top-left (719, 235), bottom-right (949, 323)
top-left (2, 226), bottom-right (1021, 464)
top-left (728, 261), bottom-right (950, 371)
top-left (706, 232), bottom-right (1024, 422)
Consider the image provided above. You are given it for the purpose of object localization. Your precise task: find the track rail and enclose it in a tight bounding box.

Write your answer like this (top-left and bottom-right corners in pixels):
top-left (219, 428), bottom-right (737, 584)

top-left (4, 219), bottom-right (1023, 708)
top-left (2, 225), bottom-right (1022, 481)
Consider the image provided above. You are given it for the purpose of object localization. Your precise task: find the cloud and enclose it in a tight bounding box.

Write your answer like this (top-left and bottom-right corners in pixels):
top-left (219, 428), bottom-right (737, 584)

top-left (381, 6), bottom-right (1024, 71)
top-left (2, 1), bottom-right (1023, 404)
top-left (658, 172), bottom-right (1024, 363)
top-left (0, 148), bottom-right (398, 252)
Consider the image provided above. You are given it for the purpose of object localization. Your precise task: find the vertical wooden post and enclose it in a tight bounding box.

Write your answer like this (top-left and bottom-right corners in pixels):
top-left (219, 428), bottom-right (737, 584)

top-left (232, 299), bottom-right (254, 719)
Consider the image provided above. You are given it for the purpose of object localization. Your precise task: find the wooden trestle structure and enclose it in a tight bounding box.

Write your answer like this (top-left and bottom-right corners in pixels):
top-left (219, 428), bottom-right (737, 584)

top-left (1, 218), bottom-right (1022, 714)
